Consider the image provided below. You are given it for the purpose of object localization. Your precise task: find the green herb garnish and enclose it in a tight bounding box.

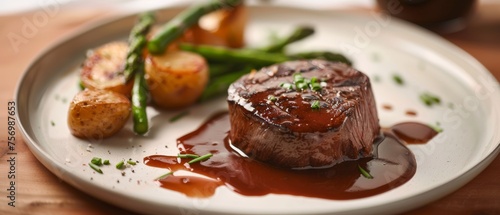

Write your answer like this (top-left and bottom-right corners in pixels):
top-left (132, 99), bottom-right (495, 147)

top-left (267, 95), bottom-right (277, 102)
top-left (103, 160), bottom-right (110, 165)
top-left (296, 82), bottom-right (308, 90)
top-left (91, 157), bottom-right (103, 166)
top-left (280, 82), bottom-right (293, 90)
top-left (419, 92), bottom-right (441, 106)
top-left (311, 100), bottom-right (320, 110)
top-left (293, 73), bottom-right (304, 83)
top-left (392, 74), bottom-right (404, 85)
top-left (156, 172), bottom-right (174, 180)
top-left (358, 165), bottom-right (373, 179)
top-left (429, 122), bottom-right (444, 133)
top-left (78, 80), bottom-right (85, 90)
top-left (127, 160), bottom-right (137, 165)
top-left (188, 153), bottom-right (213, 164)
top-left (280, 75), bottom-right (325, 92)
top-left (310, 82), bottom-right (321, 91)
top-left (116, 160), bottom-right (125, 169)
top-left (89, 162), bottom-right (103, 174)
top-left (178, 153), bottom-right (200, 159)
top-left (310, 77), bottom-right (318, 84)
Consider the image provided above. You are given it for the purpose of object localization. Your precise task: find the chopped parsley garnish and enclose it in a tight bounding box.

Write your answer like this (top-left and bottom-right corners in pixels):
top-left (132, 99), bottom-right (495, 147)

top-left (103, 160), bottom-right (110, 165)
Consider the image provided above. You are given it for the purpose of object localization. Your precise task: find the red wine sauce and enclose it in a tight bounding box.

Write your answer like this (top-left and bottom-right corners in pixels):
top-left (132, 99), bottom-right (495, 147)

top-left (390, 122), bottom-right (438, 144)
top-left (144, 112), bottom-right (437, 199)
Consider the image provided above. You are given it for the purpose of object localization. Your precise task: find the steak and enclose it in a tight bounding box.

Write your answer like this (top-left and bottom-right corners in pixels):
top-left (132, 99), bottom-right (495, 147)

top-left (227, 60), bottom-right (380, 168)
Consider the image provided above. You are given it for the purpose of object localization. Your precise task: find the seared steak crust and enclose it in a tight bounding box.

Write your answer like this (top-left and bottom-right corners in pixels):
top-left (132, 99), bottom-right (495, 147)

top-left (227, 60), bottom-right (380, 168)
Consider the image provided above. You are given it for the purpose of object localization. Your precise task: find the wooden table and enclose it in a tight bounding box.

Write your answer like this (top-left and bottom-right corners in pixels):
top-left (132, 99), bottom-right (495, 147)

top-left (1, 2), bottom-right (499, 215)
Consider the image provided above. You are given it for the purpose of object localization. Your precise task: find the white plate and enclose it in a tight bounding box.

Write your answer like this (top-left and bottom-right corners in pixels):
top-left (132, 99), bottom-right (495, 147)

top-left (16, 4), bottom-right (500, 215)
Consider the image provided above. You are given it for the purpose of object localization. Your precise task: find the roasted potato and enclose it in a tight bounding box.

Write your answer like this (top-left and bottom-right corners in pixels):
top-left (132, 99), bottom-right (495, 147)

top-left (193, 4), bottom-right (247, 48)
top-left (80, 41), bottom-right (133, 97)
top-left (144, 50), bottom-right (209, 109)
top-left (68, 89), bottom-right (131, 139)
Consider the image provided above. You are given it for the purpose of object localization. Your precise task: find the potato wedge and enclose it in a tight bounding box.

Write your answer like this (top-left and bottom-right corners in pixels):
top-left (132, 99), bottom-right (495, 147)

top-left (145, 50), bottom-right (209, 109)
top-left (68, 89), bottom-right (131, 140)
top-left (80, 41), bottom-right (133, 97)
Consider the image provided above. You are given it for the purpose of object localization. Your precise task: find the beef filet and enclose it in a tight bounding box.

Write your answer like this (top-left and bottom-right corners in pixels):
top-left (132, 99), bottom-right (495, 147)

top-left (227, 60), bottom-right (380, 168)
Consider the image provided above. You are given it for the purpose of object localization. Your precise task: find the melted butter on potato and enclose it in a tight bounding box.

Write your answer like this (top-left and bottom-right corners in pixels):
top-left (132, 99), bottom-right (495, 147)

top-left (145, 50), bottom-right (208, 109)
top-left (80, 41), bottom-right (133, 97)
top-left (68, 89), bottom-right (131, 140)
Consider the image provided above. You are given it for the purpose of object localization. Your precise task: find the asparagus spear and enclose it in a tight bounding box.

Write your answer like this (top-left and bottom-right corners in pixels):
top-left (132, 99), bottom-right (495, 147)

top-left (179, 43), bottom-right (352, 66)
top-left (179, 43), bottom-right (290, 66)
top-left (208, 63), bottom-right (244, 78)
top-left (123, 12), bottom-right (155, 81)
top-left (200, 67), bottom-right (252, 101)
top-left (148, 0), bottom-right (243, 55)
top-left (123, 12), bottom-right (155, 134)
top-left (203, 26), bottom-right (316, 80)
top-left (289, 51), bottom-right (352, 66)
top-left (132, 66), bottom-right (149, 135)
top-left (260, 26), bottom-right (315, 53)
top-left (206, 26), bottom-right (315, 74)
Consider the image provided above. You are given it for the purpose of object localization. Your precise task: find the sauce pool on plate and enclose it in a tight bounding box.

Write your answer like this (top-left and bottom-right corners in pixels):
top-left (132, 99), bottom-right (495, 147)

top-left (144, 112), bottom-right (438, 199)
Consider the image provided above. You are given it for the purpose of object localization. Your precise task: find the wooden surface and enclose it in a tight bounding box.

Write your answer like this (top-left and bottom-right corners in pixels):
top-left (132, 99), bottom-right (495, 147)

top-left (0, 2), bottom-right (499, 215)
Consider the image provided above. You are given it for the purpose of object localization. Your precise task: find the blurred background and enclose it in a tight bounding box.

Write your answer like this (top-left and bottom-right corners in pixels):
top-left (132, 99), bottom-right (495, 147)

top-left (0, 0), bottom-right (374, 15)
